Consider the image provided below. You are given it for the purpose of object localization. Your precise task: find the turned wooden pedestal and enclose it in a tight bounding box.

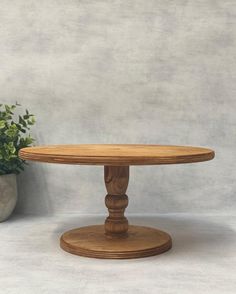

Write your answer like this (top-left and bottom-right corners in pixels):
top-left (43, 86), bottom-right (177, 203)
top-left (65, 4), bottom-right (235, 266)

top-left (19, 144), bottom-right (215, 259)
top-left (60, 166), bottom-right (172, 258)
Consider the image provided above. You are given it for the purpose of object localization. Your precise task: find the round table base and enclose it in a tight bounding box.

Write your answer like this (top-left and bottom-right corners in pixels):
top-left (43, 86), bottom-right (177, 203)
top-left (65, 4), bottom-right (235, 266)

top-left (60, 225), bottom-right (172, 259)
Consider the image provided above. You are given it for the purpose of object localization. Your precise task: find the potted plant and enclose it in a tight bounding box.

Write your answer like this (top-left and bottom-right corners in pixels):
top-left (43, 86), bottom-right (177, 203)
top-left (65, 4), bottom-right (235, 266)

top-left (0, 103), bottom-right (35, 222)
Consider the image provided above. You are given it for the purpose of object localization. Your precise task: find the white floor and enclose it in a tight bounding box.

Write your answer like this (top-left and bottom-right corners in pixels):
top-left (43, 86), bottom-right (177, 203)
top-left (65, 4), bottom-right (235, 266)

top-left (1, 214), bottom-right (236, 294)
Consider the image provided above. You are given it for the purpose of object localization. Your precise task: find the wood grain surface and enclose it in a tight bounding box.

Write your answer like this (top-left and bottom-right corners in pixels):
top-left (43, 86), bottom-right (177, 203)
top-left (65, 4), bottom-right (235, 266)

top-left (104, 166), bottom-right (129, 238)
top-left (60, 225), bottom-right (172, 259)
top-left (19, 144), bottom-right (215, 165)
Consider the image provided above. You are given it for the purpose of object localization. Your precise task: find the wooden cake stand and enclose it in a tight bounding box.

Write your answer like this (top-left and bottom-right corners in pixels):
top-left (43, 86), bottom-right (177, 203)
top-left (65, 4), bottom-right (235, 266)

top-left (19, 144), bottom-right (214, 259)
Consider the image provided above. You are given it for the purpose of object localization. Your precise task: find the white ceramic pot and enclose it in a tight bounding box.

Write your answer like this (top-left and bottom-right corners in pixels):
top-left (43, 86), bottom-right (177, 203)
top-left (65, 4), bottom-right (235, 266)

top-left (0, 174), bottom-right (17, 222)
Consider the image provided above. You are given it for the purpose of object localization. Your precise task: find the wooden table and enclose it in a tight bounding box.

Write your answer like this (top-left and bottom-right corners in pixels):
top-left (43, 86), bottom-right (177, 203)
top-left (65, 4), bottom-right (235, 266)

top-left (19, 144), bottom-right (215, 259)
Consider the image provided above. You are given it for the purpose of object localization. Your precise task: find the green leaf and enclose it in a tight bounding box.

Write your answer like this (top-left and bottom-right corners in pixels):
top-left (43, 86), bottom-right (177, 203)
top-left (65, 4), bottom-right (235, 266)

top-left (28, 116), bottom-right (36, 125)
top-left (5, 104), bottom-right (13, 114)
top-left (0, 120), bottom-right (5, 129)
top-left (25, 136), bottom-right (34, 145)
top-left (19, 115), bottom-right (27, 127)
top-left (8, 142), bottom-right (16, 153)
top-left (4, 124), bottom-right (18, 138)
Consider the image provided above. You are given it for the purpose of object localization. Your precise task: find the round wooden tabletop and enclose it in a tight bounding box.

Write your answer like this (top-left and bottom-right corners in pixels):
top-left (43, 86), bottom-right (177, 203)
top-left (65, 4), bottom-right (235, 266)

top-left (19, 144), bottom-right (215, 166)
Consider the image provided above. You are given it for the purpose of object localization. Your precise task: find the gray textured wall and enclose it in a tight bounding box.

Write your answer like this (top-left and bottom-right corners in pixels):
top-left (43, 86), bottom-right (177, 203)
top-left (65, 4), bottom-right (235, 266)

top-left (0, 0), bottom-right (235, 215)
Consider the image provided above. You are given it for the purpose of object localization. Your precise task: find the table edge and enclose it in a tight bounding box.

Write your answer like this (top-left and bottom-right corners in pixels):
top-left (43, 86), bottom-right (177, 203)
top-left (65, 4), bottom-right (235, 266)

top-left (19, 148), bottom-right (215, 166)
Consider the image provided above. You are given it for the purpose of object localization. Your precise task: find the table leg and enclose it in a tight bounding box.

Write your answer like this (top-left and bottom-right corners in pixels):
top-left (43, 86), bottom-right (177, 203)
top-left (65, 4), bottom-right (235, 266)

top-left (60, 166), bottom-right (172, 259)
top-left (104, 165), bottom-right (129, 238)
